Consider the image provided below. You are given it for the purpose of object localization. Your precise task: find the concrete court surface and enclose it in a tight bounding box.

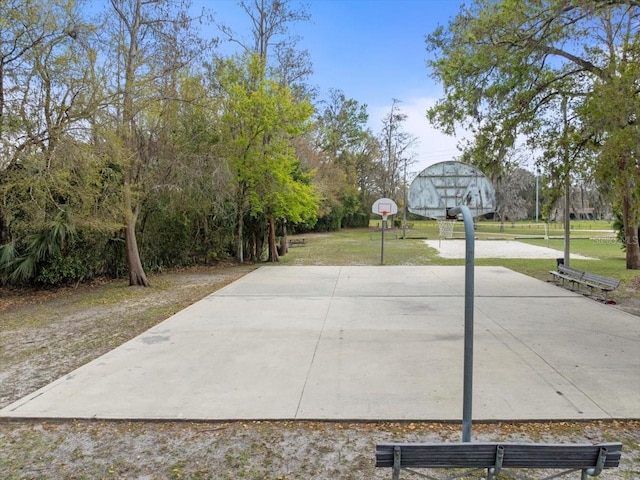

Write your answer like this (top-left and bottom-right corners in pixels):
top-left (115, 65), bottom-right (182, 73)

top-left (424, 239), bottom-right (595, 259)
top-left (1, 266), bottom-right (639, 422)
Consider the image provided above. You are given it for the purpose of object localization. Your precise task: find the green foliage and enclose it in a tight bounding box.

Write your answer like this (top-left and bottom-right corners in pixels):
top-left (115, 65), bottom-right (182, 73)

top-left (613, 212), bottom-right (640, 252)
top-left (309, 90), bottom-right (379, 234)
top-left (312, 206), bottom-right (343, 232)
top-left (215, 53), bottom-right (320, 259)
top-left (36, 254), bottom-right (89, 285)
top-left (426, 0), bottom-right (640, 268)
top-left (102, 237), bottom-right (128, 278)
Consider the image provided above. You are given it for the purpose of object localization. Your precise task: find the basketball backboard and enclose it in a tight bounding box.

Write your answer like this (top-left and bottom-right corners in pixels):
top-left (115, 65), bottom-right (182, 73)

top-left (408, 161), bottom-right (495, 219)
top-left (372, 197), bottom-right (398, 220)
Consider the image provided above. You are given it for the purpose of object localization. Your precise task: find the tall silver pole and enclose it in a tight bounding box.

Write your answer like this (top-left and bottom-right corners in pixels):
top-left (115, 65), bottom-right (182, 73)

top-left (562, 96), bottom-right (571, 267)
top-left (535, 169), bottom-right (539, 222)
top-left (402, 161), bottom-right (407, 240)
top-left (564, 180), bottom-right (571, 267)
top-left (449, 205), bottom-right (474, 443)
top-left (381, 217), bottom-right (385, 265)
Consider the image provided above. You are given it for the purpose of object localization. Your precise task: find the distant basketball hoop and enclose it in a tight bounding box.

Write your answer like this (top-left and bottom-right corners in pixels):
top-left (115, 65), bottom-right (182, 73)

top-left (408, 161), bottom-right (495, 220)
top-left (373, 198), bottom-right (397, 222)
top-left (372, 198), bottom-right (398, 265)
top-left (436, 218), bottom-right (456, 245)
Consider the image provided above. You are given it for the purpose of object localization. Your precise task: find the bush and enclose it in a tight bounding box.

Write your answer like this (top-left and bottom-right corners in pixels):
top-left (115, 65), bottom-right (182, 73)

top-left (36, 254), bottom-right (91, 286)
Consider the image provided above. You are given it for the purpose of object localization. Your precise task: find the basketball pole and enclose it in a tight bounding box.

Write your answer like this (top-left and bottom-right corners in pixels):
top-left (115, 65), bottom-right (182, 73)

top-left (380, 213), bottom-right (387, 265)
top-left (449, 205), bottom-right (474, 443)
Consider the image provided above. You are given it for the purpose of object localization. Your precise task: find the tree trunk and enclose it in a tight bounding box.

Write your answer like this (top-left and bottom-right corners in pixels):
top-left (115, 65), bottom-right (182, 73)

top-left (622, 193), bottom-right (640, 269)
top-left (563, 178), bottom-right (571, 267)
top-left (267, 216), bottom-right (279, 262)
top-left (237, 208), bottom-right (244, 263)
top-left (125, 215), bottom-right (150, 287)
top-left (0, 212), bottom-right (6, 245)
top-left (121, 160), bottom-right (150, 287)
top-left (279, 220), bottom-right (288, 256)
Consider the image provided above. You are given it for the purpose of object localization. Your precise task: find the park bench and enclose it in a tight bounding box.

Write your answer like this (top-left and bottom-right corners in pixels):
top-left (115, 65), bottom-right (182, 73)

top-left (375, 441), bottom-right (622, 480)
top-left (580, 271), bottom-right (621, 300)
top-left (549, 264), bottom-right (620, 301)
top-left (549, 264), bottom-right (586, 290)
top-left (288, 238), bottom-right (305, 247)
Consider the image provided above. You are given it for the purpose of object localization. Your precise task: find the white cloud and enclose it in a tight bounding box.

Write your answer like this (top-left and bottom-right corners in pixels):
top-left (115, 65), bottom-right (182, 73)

top-left (368, 97), bottom-right (469, 176)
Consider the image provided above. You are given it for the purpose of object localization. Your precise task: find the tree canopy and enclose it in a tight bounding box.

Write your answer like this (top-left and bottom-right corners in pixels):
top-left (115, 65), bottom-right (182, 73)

top-left (426, 0), bottom-right (640, 268)
top-left (0, 0), bottom-right (392, 286)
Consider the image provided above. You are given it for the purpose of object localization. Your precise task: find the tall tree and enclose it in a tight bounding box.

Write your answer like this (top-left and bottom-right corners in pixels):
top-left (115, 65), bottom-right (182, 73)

top-left (215, 54), bottom-right (316, 263)
top-left (0, 0), bottom-right (111, 284)
top-left (426, 0), bottom-right (640, 268)
top-left (310, 89), bottom-right (377, 229)
top-left (378, 99), bottom-right (417, 200)
top-left (0, 0), bottom-right (91, 246)
top-left (101, 0), bottom-right (207, 285)
top-left (220, 0), bottom-right (311, 86)
top-left (0, 0), bottom-right (80, 144)
top-left (218, 0), bottom-right (314, 261)
top-left (580, 29), bottom-right (640, 266)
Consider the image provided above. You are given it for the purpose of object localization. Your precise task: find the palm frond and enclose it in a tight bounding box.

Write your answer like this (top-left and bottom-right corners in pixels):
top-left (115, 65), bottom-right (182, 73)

top-left (9, 256), bottom-right (36, 283)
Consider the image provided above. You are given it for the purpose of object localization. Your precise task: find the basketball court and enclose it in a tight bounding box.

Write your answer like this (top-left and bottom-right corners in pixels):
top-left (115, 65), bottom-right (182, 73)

top-left (3, 162), bottom-right (637, 422)
top-left (2, 265), bottom-right (638, 422)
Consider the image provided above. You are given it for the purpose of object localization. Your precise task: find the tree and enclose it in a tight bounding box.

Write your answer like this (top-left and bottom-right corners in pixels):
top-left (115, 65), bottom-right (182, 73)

top-left (494, 165), bottom-right (535, 229)
top-left (0, 0), bottom-right (115, 284)
top-left (309, 89), bottom-right (378, 230)
top-left (216, 0), bottom-right (314, 261)
top-left (100, 0), bottom-right (208, 285)
top-left (377, 99), bottom-right (418, 200)
top-left (426, 0), bottom-right (640, 268)
top-left (164, 73), bottom-right (235, 264)
top-left (215, 54), bottom-right (317, 263)
top-left (220, 0), bottom-right (312, 89)
top-left (580, 43), bottom-right (640, 267)
top-left (0, 0), bottom-right (92, 246)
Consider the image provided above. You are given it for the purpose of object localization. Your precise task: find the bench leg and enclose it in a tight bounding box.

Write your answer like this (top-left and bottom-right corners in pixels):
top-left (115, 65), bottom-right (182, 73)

top-left (581, 446), bottom-right (608, 479)
top-left (487, 444), bottom-right (504, 480)
top-left (392, 446), bottom-right (401, 480)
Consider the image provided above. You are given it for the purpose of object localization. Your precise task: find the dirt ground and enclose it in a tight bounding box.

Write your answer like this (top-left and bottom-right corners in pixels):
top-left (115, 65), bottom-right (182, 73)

top-left (1, 264), bottom-right (639, 479)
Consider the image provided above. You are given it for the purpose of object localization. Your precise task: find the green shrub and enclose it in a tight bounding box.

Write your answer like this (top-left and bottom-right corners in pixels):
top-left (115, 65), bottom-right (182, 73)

top-left (36, 254), bottom-right (90, 285)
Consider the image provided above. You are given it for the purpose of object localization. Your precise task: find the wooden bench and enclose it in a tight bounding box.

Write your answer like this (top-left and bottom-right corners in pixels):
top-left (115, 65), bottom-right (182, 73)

top-left (288, 238), bottom-right (305, 247)
top-left (549, 264), bottom-right (585, 290)
top-left (549, 264), bottom-right (620, 301)
top-left (581, 271), bottom-right (621, 300)
top-left (375, 441), bottom-right (622, 480)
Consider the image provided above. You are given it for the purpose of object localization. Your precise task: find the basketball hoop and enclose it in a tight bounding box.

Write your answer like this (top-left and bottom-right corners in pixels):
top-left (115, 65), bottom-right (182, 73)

top-left (436, 218), bottom-right (455, 247)
top-left (437, 218), bottom-right (456, 239)
top-left (372, 198), bottom-right (398, 224)
top-left (371, 198), bottom-right (398, 265)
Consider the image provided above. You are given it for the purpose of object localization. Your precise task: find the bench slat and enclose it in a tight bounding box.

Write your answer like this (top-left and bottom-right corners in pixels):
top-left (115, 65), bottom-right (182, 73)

top-left (557, 265), bottom-right (585, 277)
top-left (582, 272), bottom-right (620, 289)
top-left (375, 442), bottom-right (622, 469)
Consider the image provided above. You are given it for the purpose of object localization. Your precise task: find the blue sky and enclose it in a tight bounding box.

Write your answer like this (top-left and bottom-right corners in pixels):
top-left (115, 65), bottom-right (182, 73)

top-left (197, 0), bottom-right (467, 174)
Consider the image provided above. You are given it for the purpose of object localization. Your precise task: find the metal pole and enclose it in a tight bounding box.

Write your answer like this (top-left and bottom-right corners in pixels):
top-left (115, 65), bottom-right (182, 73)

top-left (449, 205), bottom-right (474, 443)
top-left (381, 217), bottom-right (385, 265)
top-left (561, 96), bottom-right (571, 267)
top-left (535, 169), bottom-right (539, 222)
top-left (402, 160), bottom-right (407, 240)
top-left (564, 180), bottom-right (571, 267)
